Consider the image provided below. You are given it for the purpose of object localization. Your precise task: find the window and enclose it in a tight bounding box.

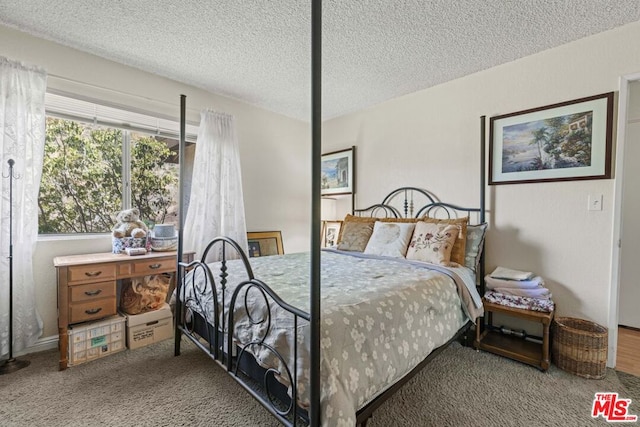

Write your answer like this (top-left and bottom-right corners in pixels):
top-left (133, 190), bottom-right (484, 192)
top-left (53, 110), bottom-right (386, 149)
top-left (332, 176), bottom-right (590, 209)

top-left (38, 92), bottom-right (197, 235)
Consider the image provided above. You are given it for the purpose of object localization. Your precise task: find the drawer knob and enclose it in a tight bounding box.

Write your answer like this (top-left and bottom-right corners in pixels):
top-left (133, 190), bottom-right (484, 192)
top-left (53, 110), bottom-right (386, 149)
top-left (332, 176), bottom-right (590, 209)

top-left (85, 308), bottom-right (102, 315)
top-left (149, 263), bottom-right (161, 269)
top-left (85, 271), bottom-right (102, 277)
top-left (84, 289), bottom-right (102, 296)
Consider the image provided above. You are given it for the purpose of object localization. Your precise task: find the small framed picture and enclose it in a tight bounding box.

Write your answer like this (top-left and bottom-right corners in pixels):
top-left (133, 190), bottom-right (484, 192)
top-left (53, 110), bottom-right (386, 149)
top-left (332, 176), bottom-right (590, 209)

top-left (322, 221), bottom-right (342, 248)
top-left (321, 147), bottom-right (355, 195)
top-left (246, 231), bottom-right (284, 257)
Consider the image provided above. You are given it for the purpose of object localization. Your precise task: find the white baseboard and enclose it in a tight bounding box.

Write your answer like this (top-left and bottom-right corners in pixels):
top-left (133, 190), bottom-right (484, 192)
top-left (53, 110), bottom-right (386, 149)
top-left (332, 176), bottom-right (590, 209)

top-left (14, 335), bottom-right (58, 357)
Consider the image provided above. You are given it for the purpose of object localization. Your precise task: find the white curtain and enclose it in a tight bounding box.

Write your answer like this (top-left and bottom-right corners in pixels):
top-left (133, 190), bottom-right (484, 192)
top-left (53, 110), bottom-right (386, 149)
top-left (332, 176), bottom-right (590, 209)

top-left (184, 110), bottom-right (248, 262)
top-left (0, 57), bottom-right (47, 356)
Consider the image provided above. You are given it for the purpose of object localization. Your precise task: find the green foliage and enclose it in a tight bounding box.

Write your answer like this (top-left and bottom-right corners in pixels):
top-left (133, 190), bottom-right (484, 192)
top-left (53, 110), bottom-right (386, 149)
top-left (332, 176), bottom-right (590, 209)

top-left (131, 134), bottom-right (178, 226)
top-left (38, 118), bottom-right (178, 234)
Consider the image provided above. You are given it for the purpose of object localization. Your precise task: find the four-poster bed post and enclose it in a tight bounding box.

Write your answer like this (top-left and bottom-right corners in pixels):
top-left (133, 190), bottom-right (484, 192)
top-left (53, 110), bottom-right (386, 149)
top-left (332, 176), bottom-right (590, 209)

top-left (310, 0), bottom-right (322, 425)
top-left (175, 94), bottom-right (187, 358)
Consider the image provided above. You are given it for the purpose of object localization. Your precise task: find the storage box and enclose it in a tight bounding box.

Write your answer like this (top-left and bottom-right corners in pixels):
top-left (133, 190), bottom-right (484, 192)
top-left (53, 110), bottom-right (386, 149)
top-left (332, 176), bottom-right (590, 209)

top-left (112, 236), bottom-right (151, 254)
top-left (67, 314), bottom-right (126, 366)
top-left (124, 303), bottom-right (173, 349)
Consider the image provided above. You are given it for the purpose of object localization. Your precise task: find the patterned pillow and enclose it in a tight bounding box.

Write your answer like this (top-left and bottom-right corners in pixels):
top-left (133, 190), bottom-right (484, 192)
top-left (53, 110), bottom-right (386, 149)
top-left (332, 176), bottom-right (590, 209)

top-left (336, 214), bottom-right (377, 244)
top-left (406, 222), bottom-right (459, 265)
top-left (363, 222), bottom-right (415, 258)
top-left (337, 221), bottom-right (374, 252)
top-left (465, 223), bottom-right (488, 273)
top-left (422, 217), bottom-right (468, 266)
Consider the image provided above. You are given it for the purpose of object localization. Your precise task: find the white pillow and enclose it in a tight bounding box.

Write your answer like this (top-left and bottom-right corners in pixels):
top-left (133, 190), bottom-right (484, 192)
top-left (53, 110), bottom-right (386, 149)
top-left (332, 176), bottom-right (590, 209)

top-left (406, 221), bottom-right (458, 266)
top-left (364, 222), bottom-right (415, 258)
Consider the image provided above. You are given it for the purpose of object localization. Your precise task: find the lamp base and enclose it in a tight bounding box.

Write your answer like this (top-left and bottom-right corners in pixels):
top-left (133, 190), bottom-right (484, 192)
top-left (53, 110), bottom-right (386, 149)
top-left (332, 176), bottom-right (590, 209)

top-left (0, 357), bottom-right (30, 375)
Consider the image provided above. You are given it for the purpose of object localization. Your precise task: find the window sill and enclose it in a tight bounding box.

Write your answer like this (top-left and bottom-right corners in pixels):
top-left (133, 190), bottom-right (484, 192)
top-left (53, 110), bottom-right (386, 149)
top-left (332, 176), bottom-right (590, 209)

top-left (38, 233), bottom-right (111, 242)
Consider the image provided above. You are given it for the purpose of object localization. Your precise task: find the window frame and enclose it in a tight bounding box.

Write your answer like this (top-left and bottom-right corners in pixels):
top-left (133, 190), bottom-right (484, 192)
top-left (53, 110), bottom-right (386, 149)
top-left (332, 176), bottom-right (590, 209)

top-left (40, 91), bottom-right (198, 236)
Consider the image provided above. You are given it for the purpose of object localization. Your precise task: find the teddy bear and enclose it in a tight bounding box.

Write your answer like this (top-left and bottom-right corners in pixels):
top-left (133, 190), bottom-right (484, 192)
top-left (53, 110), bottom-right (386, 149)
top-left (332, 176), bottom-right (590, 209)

top-left (112, 208), bottom-right (148, 238)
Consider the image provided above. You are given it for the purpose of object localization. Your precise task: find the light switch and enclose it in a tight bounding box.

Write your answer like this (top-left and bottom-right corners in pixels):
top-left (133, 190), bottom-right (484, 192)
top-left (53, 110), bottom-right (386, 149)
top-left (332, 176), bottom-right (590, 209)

top-left (588, 194), bottom-right (603, 211)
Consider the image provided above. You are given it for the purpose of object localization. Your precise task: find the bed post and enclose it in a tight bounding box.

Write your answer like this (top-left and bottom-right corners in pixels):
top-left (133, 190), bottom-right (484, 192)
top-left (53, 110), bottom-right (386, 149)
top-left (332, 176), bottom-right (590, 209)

top-left (310, 0), bottom-right (322, 425)
top-left (175, 94), bottom-right (186, 357)
top-left (479, 115), bottom-right (486, 295)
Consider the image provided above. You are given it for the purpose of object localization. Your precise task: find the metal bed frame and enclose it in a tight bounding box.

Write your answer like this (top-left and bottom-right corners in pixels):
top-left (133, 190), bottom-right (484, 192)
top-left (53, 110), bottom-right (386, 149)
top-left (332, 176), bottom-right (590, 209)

top-left (173, 2), bottom-right (487, 426)
top-left (173, 187), bottom-right (486, 427)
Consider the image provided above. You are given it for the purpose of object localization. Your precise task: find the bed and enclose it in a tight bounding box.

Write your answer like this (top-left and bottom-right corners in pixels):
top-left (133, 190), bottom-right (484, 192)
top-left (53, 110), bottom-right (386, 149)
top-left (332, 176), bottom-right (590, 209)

top-left (173, 187), bottom-right (487, 426)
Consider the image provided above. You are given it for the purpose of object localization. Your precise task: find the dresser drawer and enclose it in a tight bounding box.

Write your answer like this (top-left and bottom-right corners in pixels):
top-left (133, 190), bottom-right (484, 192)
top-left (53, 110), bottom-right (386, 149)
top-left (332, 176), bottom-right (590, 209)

top-left (69, 298), bottom-right (117, 324)
top-left (132, 257), bottom-right (176, 275)
top-left (68, 263), bottom-right (116, 284)
top-left (69, 281), bottom-right (116, 303)
top-left (117, 263), bottom-right (132, 277)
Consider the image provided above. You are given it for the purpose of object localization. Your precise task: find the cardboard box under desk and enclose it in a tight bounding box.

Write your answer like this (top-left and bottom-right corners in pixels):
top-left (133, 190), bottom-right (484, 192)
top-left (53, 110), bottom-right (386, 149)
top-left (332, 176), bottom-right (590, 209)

top-left (68, 314), bottom-right (126, 366)
top-left (124, 303), bottom-right (173, 349)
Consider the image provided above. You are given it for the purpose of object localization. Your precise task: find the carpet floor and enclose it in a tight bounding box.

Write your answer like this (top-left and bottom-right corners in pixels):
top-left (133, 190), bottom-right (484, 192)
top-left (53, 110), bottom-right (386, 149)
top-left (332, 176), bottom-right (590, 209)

top-left (1, 339), bottom-right (638, 426)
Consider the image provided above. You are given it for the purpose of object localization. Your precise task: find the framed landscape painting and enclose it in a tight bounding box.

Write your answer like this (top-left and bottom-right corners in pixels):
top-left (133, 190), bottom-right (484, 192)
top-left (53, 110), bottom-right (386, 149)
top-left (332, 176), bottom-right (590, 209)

top-left (321, 147), bottom-right (354, 195)
top-left (489, 92), bottom-right (614, 185)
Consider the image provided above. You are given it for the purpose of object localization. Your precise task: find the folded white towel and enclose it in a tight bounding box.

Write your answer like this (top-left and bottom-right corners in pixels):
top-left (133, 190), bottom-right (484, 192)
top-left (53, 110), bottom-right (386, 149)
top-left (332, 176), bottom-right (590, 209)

top-left (489, 266), bottom-right (534, 281)
top-left (493, 287), bottom-right (552, 300)
top-left (485, 275), bottom-right (544, 290)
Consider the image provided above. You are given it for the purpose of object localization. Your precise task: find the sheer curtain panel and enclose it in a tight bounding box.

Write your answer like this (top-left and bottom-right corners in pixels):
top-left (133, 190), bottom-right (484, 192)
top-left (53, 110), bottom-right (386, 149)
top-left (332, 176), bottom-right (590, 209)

top-left (0, 57), bottom-right (46, 356)
top-left (184, 110), bottom-right (248, 262)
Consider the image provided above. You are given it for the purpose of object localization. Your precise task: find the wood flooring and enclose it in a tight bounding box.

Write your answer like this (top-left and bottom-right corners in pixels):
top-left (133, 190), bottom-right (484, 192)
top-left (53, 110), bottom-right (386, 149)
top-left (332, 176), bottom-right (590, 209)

top-left (616, 326), bottom-right (640, 377)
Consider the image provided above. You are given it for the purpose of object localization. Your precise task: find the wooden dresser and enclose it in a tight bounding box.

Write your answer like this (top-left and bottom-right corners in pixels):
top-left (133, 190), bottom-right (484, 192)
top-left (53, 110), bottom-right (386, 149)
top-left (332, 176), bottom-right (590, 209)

top-left (54, 251), bottom-right (194, 370)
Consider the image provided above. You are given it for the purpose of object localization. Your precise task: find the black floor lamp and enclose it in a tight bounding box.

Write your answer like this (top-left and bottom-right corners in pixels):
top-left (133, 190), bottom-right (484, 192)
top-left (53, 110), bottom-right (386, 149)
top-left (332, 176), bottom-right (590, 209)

top-left (0, 159), bottom-right (30, 375)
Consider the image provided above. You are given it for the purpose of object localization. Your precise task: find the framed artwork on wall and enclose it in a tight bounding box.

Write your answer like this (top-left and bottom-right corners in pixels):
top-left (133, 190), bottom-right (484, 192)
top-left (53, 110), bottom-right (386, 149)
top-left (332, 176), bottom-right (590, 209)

top-left (489, 92), bottom-right (614, 185)
top-left (321, 147), bottom-right (354, 195)
top-left (246, 231), bottom-right (284, 257)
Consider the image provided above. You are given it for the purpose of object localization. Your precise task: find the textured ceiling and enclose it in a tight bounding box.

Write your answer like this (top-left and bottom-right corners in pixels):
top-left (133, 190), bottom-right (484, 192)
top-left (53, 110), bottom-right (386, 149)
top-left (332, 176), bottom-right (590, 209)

top-left (1, 1), bottom-right (639, 121)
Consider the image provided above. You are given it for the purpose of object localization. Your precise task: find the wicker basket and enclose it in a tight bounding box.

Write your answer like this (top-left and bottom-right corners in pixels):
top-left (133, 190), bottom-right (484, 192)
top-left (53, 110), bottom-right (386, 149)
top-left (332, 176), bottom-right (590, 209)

top-left (551, 317), bottom-right (608, 379)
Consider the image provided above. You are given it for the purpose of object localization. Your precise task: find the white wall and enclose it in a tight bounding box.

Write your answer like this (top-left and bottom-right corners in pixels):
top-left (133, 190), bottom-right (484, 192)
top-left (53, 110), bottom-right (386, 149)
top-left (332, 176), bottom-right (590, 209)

top-left (6, 19), bottom-right (640, 355)
top-left (618, 80), bottom-right (640, 328)
top-left (0, 25), bottom-right (311, 341)
top-left (323, 21), bottom-right (640, 340)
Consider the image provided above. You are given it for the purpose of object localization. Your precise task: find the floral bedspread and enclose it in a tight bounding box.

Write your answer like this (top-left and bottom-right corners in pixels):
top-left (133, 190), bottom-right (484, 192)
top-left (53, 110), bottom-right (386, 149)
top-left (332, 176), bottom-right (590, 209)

top-left (180, 250), bottom-right (481, 426)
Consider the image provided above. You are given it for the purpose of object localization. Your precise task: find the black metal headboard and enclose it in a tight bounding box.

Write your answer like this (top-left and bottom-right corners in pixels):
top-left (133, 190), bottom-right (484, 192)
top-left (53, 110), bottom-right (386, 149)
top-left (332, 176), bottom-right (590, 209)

top-left (354, 186), bottom-right (486, 294)
top-left (354, 187), bottom-right (484, 226)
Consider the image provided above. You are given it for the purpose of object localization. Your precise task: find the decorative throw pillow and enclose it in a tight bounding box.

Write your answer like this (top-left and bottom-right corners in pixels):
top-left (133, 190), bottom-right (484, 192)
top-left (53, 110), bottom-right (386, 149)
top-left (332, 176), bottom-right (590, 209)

top-left (337, 221), bottom-right (374, 252)
top-left (336, 214), bottom-right (377, 244)
top-left (380, 217), bottom-right (420, 223)
top-left (363, 222), bottom-right (416, 258)
top-left (464, 223), bottom-right (488, 273)
top-left (422, 216), bottom-right (468, 266)
top-left (406, 222), bottom-right (459, 265)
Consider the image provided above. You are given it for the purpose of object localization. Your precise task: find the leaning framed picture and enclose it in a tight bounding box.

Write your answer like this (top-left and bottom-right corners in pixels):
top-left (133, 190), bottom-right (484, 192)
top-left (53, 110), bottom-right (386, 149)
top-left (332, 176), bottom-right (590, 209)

top-left (489, 92), bottom-right (614, 185)
top-left (246, 231), bottom-right (284, 257)
top-left (321, 221), bottom-right (342, 248)
top-left (321, 147), bottom-right (354, 195)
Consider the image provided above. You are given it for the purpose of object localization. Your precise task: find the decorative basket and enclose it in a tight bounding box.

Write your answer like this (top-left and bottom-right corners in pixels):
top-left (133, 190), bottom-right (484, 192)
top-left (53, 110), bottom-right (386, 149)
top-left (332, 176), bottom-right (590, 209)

top-left (150, 236), bottom-right (178, 252)
top-left (551, 317), bottom-right (608, 379)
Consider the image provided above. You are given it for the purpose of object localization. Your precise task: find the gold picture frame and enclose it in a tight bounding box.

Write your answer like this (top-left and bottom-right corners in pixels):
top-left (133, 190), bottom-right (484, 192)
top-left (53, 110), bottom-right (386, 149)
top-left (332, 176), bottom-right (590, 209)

top-left (247, 231), bottom-right (284, 257)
